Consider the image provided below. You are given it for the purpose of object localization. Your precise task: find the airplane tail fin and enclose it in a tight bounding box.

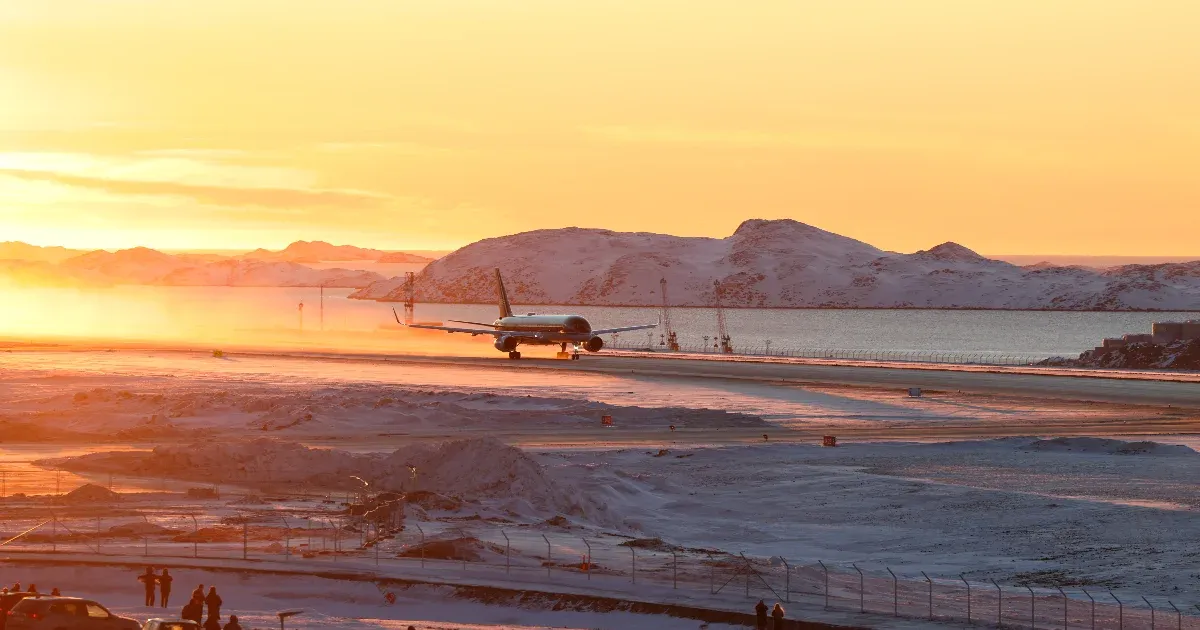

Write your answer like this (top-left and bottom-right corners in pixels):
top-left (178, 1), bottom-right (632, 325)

top-left (495, 268), bottom-right (514, 318)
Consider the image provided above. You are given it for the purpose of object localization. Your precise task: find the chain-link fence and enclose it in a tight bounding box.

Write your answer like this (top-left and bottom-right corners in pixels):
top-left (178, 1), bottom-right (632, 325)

top-left (3, 491), bottom-right (1197, 630)
top-left (604, 339), bottom-right (1052, 366)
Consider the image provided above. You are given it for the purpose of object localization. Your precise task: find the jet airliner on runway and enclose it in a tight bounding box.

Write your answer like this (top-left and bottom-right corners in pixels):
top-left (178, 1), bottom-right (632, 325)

top-left (394, 268), bottom-right (658, 359)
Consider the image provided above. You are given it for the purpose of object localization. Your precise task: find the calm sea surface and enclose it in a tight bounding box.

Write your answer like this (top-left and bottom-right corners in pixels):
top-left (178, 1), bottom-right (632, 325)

top-left (2, 285), bottom-right (1195, 358)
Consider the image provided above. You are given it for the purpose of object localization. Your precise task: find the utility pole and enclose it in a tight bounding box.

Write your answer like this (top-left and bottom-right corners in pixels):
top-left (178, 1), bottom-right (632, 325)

top-left (298, 301), bottom-right (304, 332)
top-left (403, 272), bottom-right (416, 325)
top-left (319, 285), bottom-right (324, 332)
top-left (659, 278), bottom-right (679, 351)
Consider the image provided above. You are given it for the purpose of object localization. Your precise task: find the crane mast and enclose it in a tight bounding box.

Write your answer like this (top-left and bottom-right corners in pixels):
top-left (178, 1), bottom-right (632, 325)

top-left (659, 278), bottom-right (680, 351)
top-left (713, 280), bottom-right (732, 353)
top-left (403, 272), bottom-right (416, 325)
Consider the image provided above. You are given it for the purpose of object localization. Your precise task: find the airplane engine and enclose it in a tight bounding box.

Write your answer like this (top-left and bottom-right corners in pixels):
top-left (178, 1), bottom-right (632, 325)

top-left (584, 336), bottom-right (604, 352)
top-left (494, 336), bottom-right (519, 352)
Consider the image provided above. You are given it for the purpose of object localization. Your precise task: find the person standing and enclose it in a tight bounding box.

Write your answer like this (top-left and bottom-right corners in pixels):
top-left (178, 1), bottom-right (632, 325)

top-left (755, 599), bottom-right (768, 630)
top-left (223, 615), bottom-right (243, 630)
top-left (137, 569), bottom-right (157, 607)
top-left (192, 584), bottom-right (205, 602)
top-left (181, 596), bottom-right (203, 625)
top-left (771, 603), bottom-right (786, 629)
top-left (205, 586), bottom-right (223, 624)
top-left (159, 569), bottom-right (173, 608)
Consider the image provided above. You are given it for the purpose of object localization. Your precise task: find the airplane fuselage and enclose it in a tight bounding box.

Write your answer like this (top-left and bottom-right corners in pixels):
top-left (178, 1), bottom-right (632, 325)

top-left (492, 315), bottom-right (601, 350)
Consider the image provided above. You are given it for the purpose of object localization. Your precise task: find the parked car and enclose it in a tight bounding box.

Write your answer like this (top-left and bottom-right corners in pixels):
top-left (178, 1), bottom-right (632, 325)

top-left (7, 597), bottom-right (140, 630)
top-left (141, 621), bottom-right (199, 630)
top-left (1, 593), bottom-right (35, 630)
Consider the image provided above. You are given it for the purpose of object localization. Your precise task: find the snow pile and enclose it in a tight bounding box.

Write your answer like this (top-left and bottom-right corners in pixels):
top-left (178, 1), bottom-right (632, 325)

top-left (1021, 437), bottom-right (1198, 457)
top-left (350, 219), bottom-right (1200, 310)
top-left (44, 438), bottom-right (621, 525)
top-left (61, 483), bottom-right (120, 504)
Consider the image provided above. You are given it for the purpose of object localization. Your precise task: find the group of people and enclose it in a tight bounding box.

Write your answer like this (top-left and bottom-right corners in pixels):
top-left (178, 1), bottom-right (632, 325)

top-left (138, 569), bottom-right (241, 630)
top-left (755, 600), bottom-right (786, 629)
top-left (1, 583), bottom-right (62, 596)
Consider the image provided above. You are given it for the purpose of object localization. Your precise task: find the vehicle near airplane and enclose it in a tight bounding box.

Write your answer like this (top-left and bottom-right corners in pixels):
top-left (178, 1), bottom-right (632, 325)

top-left (394, 268), bottom-right (658, 359)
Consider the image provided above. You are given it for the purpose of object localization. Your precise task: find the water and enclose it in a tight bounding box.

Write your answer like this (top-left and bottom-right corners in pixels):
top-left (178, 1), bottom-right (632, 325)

top-left (0, 285), bottom-right (1193, 357)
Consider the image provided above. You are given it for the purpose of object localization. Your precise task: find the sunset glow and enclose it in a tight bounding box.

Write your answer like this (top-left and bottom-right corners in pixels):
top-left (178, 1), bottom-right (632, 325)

top-left (2, 1), bottom-right (1198, 254)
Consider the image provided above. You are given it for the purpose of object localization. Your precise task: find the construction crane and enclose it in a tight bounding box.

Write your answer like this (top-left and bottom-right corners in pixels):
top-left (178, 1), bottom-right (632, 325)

top-left (659, 278), bottom-right (680, 351)
top-left (713, 280), bottom-right (733, 353)
top-left (403, 272), bottom-right (416, 325)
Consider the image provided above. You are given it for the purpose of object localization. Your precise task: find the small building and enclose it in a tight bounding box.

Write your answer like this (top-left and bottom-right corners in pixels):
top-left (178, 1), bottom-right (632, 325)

top-left (1153, 322), bottom-right (1185, 345)
top-left (1102, 338), bottom-right (1126, 349)
top-left (1123, 333), bottom-right (1153, 344)
top-left (1183, 320), bottom-right (1200, 341)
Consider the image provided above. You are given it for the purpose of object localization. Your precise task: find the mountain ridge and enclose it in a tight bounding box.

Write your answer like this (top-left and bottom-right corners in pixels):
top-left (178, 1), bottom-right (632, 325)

top-left (350, 220), bottom-right (1200, 311)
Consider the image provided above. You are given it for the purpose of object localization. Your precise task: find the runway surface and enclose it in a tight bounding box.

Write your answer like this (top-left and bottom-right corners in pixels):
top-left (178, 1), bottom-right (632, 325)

top-left (225, 349), bottom-right (1200, 408)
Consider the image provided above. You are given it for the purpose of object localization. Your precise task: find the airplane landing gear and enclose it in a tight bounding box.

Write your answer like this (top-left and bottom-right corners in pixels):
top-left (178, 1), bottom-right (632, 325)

top-left (508, 351), bottom-right (522, 360)
top-left (571, 344), bottom-right (581, 360)
top-left (557, 343), bottom-right (575, 360)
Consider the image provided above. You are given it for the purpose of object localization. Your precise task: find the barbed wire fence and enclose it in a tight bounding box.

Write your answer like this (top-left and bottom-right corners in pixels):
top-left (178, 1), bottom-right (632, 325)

top-left (604, 339), bottom-right (1054, 366)
top-left (2, 494), bottom-right (1196, 630)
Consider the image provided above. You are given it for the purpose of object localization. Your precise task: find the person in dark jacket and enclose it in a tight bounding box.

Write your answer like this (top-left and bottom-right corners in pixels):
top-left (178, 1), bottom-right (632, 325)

top-left (203, 617), bottom-right (221, 630)
top-left (205, 586), bottom-right (223, 623)
top-left (192, 584), bottom-right (205, 602)
top-left (755, 599), bottom-right (768, 630)
top-left (159, 569), bottom-right (173, 608)
top-left (181, 596), bottom-right (203, 625)
top-left (771, 603), bottom-right (786, 629)
top-left (138, 568), bottom-right (157, 606)
top-left (223, 615), bottom-right (243, 630)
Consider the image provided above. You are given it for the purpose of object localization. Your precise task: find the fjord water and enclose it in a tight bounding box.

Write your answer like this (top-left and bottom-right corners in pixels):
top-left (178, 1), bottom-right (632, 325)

top-left (1, 285), bottom-right (1193, 357)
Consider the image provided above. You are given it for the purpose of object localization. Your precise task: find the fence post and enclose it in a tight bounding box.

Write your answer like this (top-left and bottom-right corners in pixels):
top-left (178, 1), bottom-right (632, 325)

top-left (991, 579), bottom-right (1002, 629)
top-left (414, 523), bottom-right (425, 568)
top-left (583, 538), bottom-right (593, 581)
top-left (542, 534), bottom-right (552, 580)
top-left (780, 558), bottom-right (789, 603)
top-left (922, 571), bottom-right (933, 620)
top-left (1057, 587), bottom-right (1067, 630)
top-left (630, 546), bottom-right (637, 585)
top-left (672, 551), bottom-right (678, 589)
top-left (961, 575), bottom-right (971, 625)
top-left (279, 515), bottom-right (290, 561)
top-left (501, 531), bottom-right (511, 574)
top-left (1109, 591), bottom-right (1122, 630)
top-left (1142, 596), bottom-right (1155, 630)
top-left (1082, 589), bottom-right (1095, 630)
top-left (51, 513), bottom-right (56, 553)
top-left (818, 561), bottom-right (829, 610)
top-left (242, 520), bottom-right (248, 560)
top-left (886, 568), bottom-right (898, 616)
top-left (190, 515), bottom-right (199, 558)
top-left (852, 564), bottom-right (864, 613)
top-left (1026, 586), bottom-right (1035, 629)
top-left (1167, 601), bottom-right (1180, 630)
top-left (708, 553), bottom-right (716, 595)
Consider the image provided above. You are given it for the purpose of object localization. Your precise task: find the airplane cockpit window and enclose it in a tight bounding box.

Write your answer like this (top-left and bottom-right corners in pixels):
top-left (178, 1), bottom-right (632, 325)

top-left (563, 316), bottom-right (591, 333)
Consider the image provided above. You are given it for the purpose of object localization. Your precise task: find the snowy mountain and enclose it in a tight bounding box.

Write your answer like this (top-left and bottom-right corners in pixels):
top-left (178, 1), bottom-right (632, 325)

top-left (350, 219), bottom-right (1200, 310)
top-left (0, 241), bottom-right (86, 264)
top-left (241, 240), bottom-right (432, 263)
top-left (4, 247), bottom-right (384, 288)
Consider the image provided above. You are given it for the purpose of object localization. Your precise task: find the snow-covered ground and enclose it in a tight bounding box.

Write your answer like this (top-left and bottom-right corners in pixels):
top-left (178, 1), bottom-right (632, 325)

top-left (2, 349), bottom-right (1199, 628)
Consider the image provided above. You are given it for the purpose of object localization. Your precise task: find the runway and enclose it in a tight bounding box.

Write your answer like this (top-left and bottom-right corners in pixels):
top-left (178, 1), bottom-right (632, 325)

top-left (218, 347), bottom-right (1200, 409)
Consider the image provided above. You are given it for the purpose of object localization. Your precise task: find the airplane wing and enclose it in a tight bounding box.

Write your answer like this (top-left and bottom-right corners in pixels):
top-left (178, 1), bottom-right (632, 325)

top-left (393, 308), bottom-right (502, 336)
top-left (592, 322), bottom-right (659, 335)
top-left (406, 323), bottom-right (505, 336)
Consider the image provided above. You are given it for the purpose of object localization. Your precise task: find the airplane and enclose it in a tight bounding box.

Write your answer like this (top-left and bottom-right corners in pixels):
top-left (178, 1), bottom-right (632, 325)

top-left (393, 268), bottom-right (658, 359)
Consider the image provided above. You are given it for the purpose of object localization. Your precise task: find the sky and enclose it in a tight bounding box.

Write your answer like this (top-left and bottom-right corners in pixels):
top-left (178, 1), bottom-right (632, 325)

top-left (1, 1), bottom-right (1198, 255)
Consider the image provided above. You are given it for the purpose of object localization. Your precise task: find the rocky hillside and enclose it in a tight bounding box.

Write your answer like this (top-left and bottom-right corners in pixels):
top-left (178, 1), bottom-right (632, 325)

top-left (1041, 339), bottom-right (1200, 370)
top-left (350, 219), bottom-right (1200, 310)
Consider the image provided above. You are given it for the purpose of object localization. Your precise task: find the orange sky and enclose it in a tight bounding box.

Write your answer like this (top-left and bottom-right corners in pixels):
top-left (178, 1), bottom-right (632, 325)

top-left (1, 1), bottom-right (1197, 254)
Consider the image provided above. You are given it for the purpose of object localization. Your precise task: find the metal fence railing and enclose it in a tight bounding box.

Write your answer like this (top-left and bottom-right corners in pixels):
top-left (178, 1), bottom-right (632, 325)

top-left (604, 339), bottom-right (1053, 366)
top-left (3, 497), bottom-right (1196, 630)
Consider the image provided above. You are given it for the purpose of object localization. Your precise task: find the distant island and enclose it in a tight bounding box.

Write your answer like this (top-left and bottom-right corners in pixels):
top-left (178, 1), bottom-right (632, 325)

top-left (349, 219), bottom-right (1200, 311)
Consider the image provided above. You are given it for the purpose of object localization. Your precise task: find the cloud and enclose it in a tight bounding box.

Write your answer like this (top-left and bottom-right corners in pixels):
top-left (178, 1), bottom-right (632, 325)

top-left (0, 168), bottom-right (387, 209)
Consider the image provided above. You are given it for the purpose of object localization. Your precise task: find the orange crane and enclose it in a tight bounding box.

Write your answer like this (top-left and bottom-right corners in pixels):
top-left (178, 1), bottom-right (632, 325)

top-left (713, 280), bottom-right (733, 353)
top-left (659, 278), bottom-right (680, 351)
